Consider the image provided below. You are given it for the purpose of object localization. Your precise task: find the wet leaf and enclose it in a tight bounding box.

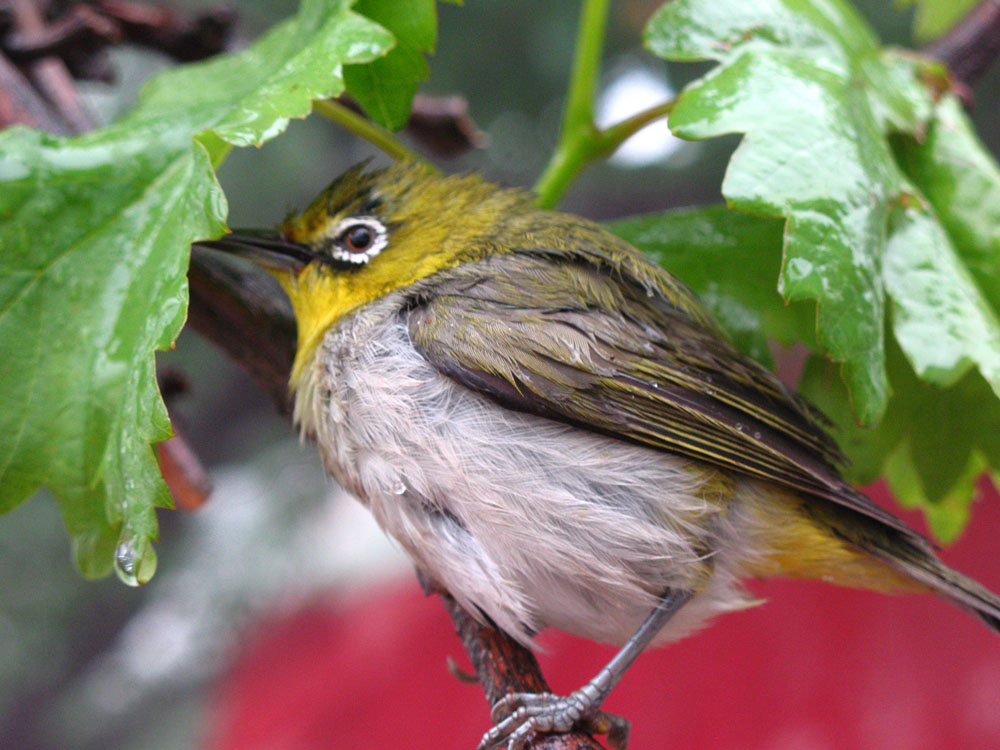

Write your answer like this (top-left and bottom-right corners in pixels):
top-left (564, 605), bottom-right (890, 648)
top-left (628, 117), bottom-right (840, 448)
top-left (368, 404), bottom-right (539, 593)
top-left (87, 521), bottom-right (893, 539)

top-left (893, 95), bottom-right (1000, 319)
top-left (800, 342), bottom-right (1000, 542)
top-left (609, 205), bottom-right (813, 367)
top-left (645, 0), bottom-right (1000, 430)
top-left (345, 0), bottom-right (439, 131)
top-left (0, 0), bottom-right (392, 580)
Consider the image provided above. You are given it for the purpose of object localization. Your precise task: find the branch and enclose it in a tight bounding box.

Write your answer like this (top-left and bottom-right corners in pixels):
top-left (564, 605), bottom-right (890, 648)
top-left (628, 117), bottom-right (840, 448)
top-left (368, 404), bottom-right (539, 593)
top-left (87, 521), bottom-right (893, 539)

top-left (440, 593), bottom-right (606, 750)
top-left (9, 0), bottom-right (94, 132)
top-left (407, 93), bottom-right (485, 157)
top-left (0, 7), bottom-right (586, 745)
top-left (0, 51), bottom-right (69, 132)
top-left (187, 248), bottom-right (297, 414)
top-left (4, 5), bottom-right (120, 66)
top-left (94, 0), bottom-right (235, 62)
top-left (924, 0), bottom-right (1000, 87)
top-left (188, 247), bottom-right (604, 749)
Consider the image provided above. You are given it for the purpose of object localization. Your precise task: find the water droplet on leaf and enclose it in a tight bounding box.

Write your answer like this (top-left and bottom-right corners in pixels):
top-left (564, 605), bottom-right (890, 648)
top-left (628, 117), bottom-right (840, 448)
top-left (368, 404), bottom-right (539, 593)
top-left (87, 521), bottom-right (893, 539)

top-left (113, 529), bottom-right (157, 586)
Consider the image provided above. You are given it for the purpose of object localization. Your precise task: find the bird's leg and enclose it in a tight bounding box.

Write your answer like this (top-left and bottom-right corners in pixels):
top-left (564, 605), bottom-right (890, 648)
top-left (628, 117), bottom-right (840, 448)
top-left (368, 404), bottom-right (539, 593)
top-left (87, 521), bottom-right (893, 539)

top-left (478, 588), bottom-right (693, 750)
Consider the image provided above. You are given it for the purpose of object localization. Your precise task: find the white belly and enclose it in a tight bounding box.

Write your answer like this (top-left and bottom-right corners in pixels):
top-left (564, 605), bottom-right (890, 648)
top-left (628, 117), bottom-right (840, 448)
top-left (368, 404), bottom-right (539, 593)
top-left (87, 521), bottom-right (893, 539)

top-left (295, 301), bottom-right (766, 647)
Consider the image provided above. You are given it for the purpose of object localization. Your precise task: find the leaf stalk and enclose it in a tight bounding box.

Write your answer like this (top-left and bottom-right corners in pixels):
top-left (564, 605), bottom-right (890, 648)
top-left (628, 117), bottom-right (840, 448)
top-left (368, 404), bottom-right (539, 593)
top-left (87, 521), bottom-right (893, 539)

top-left (312, 98), bottom-right (432, 167)
top-left (533, 0), bottom-right (676, 208)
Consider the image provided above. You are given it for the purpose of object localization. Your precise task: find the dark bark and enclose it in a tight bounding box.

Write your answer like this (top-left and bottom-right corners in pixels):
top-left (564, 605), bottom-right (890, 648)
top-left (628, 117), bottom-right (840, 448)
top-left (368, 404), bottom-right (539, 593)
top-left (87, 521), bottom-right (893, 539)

top-left (924, 0), bottom-right (1000, 87)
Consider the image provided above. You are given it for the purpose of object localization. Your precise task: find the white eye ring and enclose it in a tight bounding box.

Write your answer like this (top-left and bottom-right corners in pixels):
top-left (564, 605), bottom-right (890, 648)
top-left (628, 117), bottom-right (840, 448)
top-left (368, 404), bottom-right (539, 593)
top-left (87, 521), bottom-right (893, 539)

top-left (329, 216), bottom-right (388, 265)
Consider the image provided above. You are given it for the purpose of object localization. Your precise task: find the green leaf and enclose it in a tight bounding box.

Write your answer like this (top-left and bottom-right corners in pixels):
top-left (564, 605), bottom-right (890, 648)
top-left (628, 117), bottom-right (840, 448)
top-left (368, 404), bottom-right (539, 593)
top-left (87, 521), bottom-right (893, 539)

top-left (345, 0), bottom-right (439, 131)
top-left (643, 0), bottom-right (1000, 427)
top-left (884, 205), bottom-right (1000, 390)
top-left (893, 95), bottom-right (1000, 319)
top-left (611, 205), bottom-right (1000, 542)
top-left (0, 0), bottom-right (393, 582)
top-left (609, 205), bottom-right (813, 367)
top-left (897, 0), bottom-right (979, 42)
top-left (800, 342), bottom-right (1000, 542)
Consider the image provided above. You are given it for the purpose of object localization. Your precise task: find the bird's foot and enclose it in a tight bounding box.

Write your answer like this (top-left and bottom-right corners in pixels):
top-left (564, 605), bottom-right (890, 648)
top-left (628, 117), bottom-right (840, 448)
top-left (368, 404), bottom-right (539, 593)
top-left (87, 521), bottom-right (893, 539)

top-left (478, 690), bottom-right (630, 750)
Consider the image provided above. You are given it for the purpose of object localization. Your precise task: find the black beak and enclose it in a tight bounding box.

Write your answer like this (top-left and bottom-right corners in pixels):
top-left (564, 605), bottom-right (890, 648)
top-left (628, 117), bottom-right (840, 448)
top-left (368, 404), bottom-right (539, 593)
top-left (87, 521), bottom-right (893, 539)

top-left (197, 229), bottom-right (317, 272)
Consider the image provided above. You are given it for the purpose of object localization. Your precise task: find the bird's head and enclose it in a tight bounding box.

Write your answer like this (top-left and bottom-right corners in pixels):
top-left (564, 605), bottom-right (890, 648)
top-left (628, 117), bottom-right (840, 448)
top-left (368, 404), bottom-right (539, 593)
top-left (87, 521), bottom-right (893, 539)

top-left (207, 160), bottom-right (535, 386)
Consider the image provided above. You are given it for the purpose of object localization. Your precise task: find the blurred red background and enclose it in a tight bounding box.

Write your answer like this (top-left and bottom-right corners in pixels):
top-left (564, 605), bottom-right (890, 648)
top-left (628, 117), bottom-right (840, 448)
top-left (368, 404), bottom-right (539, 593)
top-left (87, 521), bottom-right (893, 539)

top-left (205, 480), bottom-right (1000, 750)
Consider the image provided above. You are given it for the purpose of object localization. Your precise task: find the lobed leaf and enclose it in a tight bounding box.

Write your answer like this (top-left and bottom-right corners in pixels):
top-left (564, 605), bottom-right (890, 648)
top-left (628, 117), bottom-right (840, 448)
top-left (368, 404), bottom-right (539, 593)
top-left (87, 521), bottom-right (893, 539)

top-left (345, 0), bottom-right (439, 131)
top-left (800, 342), bottom-right (1000, 542)
top-left (609, 205), bottom-right (811, 367)
top-left (0, 0), bottom-right (393, 581)
top-left (645, 0), bottom-right (1000, 437)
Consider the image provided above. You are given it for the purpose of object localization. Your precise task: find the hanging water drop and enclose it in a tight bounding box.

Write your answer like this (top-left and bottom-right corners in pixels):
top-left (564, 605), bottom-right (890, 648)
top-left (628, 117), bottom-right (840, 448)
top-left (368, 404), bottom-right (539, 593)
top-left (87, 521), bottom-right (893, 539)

top-left (113, 529), bottom-right (157, 586)
top-left (114, 534), bottom-right (140, 587)
top-left (393, 481), bottom-right (407, 496)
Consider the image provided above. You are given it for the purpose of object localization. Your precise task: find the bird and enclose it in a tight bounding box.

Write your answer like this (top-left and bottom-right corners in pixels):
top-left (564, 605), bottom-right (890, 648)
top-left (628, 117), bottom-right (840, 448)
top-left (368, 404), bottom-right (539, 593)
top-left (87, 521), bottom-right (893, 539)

top-left (203, 159), bottom-right (1000, 749)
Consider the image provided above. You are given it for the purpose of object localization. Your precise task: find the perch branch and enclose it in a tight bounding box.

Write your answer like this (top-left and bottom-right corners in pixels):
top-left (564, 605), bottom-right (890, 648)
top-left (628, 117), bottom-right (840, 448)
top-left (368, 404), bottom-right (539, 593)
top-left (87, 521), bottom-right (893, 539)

top-left (188, 247), bottom-right (605, 749)
top-left (0, 8), bottom-right (585, 745)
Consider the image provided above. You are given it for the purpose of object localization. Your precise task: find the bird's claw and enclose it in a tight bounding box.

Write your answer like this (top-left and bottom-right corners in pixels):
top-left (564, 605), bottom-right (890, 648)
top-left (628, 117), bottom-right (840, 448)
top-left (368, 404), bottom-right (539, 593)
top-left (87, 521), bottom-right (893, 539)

top-left (478, 691), bottom-right (630, 750)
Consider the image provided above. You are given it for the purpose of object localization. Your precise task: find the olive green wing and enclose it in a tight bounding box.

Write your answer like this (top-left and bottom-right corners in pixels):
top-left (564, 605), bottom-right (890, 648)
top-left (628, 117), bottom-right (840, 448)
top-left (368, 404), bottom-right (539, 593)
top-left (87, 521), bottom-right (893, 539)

top-left (406, 250), bottom-right (928, 547)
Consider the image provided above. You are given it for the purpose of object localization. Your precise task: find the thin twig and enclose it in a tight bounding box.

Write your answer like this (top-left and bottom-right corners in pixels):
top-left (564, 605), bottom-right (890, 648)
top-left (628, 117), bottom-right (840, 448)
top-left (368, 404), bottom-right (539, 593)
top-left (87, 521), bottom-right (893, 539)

top-left (533, 0), bottom-right (611, 208)
top-left (95, 0), bottom-right (235, 62)
top-left (157, 434), bottom-right (213, 512)
top-left (3, 5), bottom-right (120, 64)
top-left (9, 0), bottom-right (94, 132)
top-left (0, 51), bottom-right (68, 131)
top-left (407, 93), bottom-right (485, 157)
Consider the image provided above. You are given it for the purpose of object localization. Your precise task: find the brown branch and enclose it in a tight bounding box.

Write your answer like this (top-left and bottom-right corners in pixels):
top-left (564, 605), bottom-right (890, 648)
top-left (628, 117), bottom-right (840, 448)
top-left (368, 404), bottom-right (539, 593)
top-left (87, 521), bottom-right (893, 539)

top-left (407, 93), bottom-right (486, 158)
top-left (4, 5), bottom-right (120, 64)
top-left (924, 0), bottom-right (1000, 87)
top-left (335, 92), bottom-right (485, 158)
top-left (94, 0), bottom-right (235, 62)
top-left (9, 0), bottom-right (93, 132)
top-left (0, 50), bottom-right (68, 131)
top-left (441, 594), bottom-right (606, 750)
top-left (155, 368), bottom-right (214, 511)
top-left (187, 247), bottom-right (296, 414)
top-left (157, 433), bottom-right (213, 512)
top-left (187, 247), bottom-right (603, 749)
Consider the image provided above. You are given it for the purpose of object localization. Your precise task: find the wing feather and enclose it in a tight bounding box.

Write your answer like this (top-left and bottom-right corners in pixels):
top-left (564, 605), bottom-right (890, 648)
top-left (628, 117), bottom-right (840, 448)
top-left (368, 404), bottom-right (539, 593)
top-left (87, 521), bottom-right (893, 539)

top-left (406, 250), bottom-right (928, 548)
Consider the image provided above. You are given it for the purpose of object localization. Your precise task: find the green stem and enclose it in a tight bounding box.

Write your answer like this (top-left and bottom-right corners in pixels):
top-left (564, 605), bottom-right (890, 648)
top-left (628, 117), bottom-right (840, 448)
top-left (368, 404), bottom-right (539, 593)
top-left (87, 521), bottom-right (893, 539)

top-left (594, 99), bottom-right (676, 157)
top-left (312, 99), bottom-right (432, 167)
top-left (534, 0), bottom-right (611, 208)
top-left (534, 99), bottom-right (676, 209)
top-left (563, 0), bottom-right (611, 134)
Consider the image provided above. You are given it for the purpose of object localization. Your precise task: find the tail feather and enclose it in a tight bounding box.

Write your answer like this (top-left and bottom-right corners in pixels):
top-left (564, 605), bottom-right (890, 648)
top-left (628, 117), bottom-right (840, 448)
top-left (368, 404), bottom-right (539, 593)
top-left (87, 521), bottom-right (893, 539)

top-left (894, 553), bottom-right (1000, 635)
top-left (813, 497), bottom-right (1000, 635)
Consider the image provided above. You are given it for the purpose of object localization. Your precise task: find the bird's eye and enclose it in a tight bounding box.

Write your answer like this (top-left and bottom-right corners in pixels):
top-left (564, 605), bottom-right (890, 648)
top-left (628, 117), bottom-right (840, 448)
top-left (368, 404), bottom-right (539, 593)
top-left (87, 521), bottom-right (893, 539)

top-left (345, 225), bottom-right (374, 253)
top-left (328, 217), bottom-right (388, 266)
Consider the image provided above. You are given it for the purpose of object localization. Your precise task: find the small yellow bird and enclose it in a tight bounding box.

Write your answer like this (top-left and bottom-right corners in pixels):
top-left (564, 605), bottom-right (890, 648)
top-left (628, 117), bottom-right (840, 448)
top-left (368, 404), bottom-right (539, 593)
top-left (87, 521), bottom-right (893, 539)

top-left (206, 160), bottom-right (1000, 749)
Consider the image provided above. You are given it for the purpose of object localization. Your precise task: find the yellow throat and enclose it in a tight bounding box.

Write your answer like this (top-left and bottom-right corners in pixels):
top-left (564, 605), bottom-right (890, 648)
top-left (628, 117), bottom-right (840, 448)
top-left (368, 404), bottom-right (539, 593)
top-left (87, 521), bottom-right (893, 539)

top-left (268, 161), bottom-right (535, 388)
